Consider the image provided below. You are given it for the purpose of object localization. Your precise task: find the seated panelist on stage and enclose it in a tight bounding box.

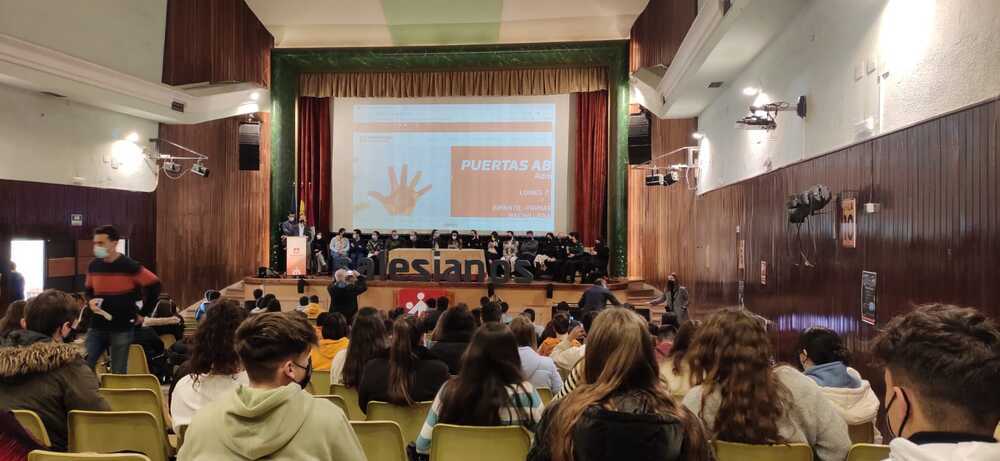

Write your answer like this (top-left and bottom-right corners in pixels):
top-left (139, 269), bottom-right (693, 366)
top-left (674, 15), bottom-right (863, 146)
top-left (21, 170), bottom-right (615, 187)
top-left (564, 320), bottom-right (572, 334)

top-left (520, 230), bottom-right (540, 260)
top-left (386, 230), bottom-right (405, 251)
top-left (427, 229), bottom-right (442, 250)
top-left (329, 228), bottom-right (350, 260)
top-left (348, 229), bottom-right (366, 268)
top-left (466, 230), bottom-right (483, 250)
top-left (447, 230), bottom-right (463, 249)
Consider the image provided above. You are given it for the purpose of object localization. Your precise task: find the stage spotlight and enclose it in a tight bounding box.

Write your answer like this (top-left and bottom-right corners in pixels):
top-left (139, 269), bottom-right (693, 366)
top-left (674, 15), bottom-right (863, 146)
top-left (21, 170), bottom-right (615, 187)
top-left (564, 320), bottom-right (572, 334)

top-left (691, 132), bottom-right (705, 140)
top-left (191, 161), bottom-right (210, 177)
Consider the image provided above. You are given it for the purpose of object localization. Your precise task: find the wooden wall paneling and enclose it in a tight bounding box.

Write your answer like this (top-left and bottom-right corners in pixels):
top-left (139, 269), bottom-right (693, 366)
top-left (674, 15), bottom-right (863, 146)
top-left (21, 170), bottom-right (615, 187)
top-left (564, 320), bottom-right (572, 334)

top-left (629, 0), bottom-right (699, 73)
top-left (158, 0), bottom-right (273, 306)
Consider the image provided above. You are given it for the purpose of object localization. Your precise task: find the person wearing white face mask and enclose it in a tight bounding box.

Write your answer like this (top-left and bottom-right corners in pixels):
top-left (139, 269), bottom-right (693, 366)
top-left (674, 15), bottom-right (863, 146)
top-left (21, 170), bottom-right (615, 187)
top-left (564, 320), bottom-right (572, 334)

top-left (84, 225), bottom-right (161, 374)
top-left (872, 304), bottom-right (1000, 461)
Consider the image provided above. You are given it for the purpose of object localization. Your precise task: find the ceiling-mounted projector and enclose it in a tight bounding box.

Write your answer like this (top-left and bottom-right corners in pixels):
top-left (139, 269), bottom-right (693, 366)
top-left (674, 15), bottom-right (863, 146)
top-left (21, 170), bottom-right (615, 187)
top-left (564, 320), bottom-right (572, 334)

top-left (736, 96), bottom-right (807, 131)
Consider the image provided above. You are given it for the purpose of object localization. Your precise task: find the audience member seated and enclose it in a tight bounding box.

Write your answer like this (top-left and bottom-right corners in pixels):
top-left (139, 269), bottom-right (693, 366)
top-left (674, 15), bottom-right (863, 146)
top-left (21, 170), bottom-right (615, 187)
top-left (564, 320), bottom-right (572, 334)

top-left (0, 290), bottom-right (109, 451)
top-left (245, 288), bottom-right (263, 310)
top-left (550, 312), bottom-right (595, 373)
top-left (539, 313), bottom-right (577, 357)
top-left (295, 296), bottom-right (321, 318)
top-left (144, 294), bottom-right (184, 340)
top-left (331, 307), bottom-right (387, 386)
top-left (415, 322), bottom-right (544, 456)
top-left (481, 303), bottom-right (503, 324)
top-left (0, 300), bottom-right (27, 337)
top-left (528, 308), bottom-right (713, 461)
top-left (796, 326), bottom-right (881, 442)
top-left (178, 312), bottom-right (365, 460)
top-left (521, 308), bottom-right (545, 338)
top-left (511, 317), bottom-right (563, 394)
top-left (429, 304), bottom-right (476, 374)
top-left (171, 300), bottom-right (249, 431)
top-left (682, 308), bottom-right (850, 461)
top-left (358, 316), bottom-right (449, 412)
top-left (519, 230), bottom-right (540, 262)
top-left (653, 324), bottom-right (677, 363)
top-left (872, 304), bottom-right (1000, 460)
top-left (421, 296), bottom-right (448, 335)
top-left (311, 312), bottom-right (349, 372)
top-left (194, 289), bottom-right (221, 321)
top-left (327, 269), bottom-right (367, 324)
top-left (250, 293), bottom-right (275, 314)
top-left (660, 320), bottom-right (700, 399)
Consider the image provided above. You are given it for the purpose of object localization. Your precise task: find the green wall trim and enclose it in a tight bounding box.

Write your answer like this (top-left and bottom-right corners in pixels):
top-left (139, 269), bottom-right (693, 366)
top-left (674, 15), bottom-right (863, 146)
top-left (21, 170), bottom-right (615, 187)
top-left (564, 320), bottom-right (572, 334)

top-left (270, 41), bottom-right (629, 275)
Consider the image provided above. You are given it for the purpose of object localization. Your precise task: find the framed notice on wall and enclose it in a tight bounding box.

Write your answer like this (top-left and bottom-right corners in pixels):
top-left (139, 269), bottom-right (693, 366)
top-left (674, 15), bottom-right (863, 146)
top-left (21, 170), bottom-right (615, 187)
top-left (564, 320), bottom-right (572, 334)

top-left (861, 270), bottom-right (877, 325)
top-left (841, 198), bottom-right (857, 248)
top-left (760, 260), bottom-right (767, 286)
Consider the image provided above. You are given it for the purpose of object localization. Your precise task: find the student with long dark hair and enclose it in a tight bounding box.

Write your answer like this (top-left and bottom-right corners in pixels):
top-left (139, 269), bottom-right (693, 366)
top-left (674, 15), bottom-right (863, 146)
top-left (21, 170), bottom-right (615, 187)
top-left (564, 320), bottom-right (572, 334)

top-left (0, 300), bottom-right (27, 337)
top-left (358, 316), bottom-right (449, 413)
top-left (683, 308), bottom-right (850, 461)
top-left (528, 308), bottom-right (713, 461)
top-left (415, 322), bottom-right (544, 456)
top-left (331, 307), bottom-right (387, 387)
top-left (428, 304), bottom-right (475, 374)
top-left (171, 300), bottom-right (248, 431)
top-left (660, 320), bottom-right (701, 398)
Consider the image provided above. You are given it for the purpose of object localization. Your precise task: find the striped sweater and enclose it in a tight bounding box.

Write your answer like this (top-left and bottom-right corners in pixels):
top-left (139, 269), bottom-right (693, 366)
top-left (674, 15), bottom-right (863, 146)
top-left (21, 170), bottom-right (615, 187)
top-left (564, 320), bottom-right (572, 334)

top-left (85, 255), bottom-right (160, 331)
top-left (415, 380), bottom-right (544, 454)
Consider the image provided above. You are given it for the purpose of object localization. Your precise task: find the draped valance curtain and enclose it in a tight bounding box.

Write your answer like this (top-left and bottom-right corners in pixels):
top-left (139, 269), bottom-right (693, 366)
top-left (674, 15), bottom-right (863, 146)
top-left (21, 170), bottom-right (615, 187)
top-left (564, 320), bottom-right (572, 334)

top-left (297, 67), bottom-right (608, 243)
top-left (299, 67), bottom-right (607, 98)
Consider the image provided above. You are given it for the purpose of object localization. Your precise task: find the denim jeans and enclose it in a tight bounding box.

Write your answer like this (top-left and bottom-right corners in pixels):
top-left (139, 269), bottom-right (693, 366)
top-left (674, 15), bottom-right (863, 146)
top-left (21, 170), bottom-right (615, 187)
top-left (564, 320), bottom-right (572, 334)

top-left (85, 328), bottom-right (134, 374)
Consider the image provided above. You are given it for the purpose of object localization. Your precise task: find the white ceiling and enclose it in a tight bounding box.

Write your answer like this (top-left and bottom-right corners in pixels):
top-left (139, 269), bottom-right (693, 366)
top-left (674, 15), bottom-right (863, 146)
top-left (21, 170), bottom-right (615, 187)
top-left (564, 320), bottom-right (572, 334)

top-left (245, 0), bottom-right (649, 48)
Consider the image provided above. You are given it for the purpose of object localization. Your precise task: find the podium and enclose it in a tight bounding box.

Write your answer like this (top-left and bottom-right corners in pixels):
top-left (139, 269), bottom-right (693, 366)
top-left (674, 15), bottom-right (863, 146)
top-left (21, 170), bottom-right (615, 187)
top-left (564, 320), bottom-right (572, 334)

top-left (286, 236), bottom-right (308, 276)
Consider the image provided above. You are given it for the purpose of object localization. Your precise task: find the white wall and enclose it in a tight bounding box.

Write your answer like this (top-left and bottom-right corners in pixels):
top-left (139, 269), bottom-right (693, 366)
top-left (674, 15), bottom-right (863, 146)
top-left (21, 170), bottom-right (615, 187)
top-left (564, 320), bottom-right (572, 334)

top-left (0, 0), bottom-right (167, 82)
top-left (696, 0), bottom-right (1000, 193)
top-left (0, 0), bottom-right (167, 191)
top-left (0, 84), bottom-right (159, 192)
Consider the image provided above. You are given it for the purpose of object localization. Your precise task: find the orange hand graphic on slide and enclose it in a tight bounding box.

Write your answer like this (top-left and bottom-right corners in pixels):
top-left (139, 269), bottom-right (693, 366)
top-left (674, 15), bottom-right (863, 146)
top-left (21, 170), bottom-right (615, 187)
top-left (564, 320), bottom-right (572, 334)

top-left (369, 164), bottom-right (432, 216)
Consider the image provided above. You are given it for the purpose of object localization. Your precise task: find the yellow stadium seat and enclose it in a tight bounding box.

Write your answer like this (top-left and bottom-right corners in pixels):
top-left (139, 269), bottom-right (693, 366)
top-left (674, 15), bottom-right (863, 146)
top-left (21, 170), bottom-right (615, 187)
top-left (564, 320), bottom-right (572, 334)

top-left (307, 370), bottom-right (331, 395)
top-left (713, 441), bottom-right (813, 461)
top-left (128, 344), bottom-right (150, 375)
top-left (68, 411), bottom-right (168, 461)
top-left (847, 444), bottom-right (890, 461)
top-left (351, 421), bottom-right (408, 461)
top-left (429, 424), bottom-right (531, 461)
top-left (366, 401), bottom-right (433, 443)
top-left (315, 394), bottom-right (350, 415)
top-left (536, 387), bottom-right (554, 405)
top-left (12, 409), bottom-right (51, 447)
top-left (97, 389), bottom-right (167, 436)
top-left (159, 334), bottom-right (176, 350)
top-left (848, 423), bottom-right (875, 444)
top-left (99, 374), bottom-right (164, 404)
top-left (330, 384), bottom-right (366, 421)
top-left (28, 451), bottom-right (151, 461)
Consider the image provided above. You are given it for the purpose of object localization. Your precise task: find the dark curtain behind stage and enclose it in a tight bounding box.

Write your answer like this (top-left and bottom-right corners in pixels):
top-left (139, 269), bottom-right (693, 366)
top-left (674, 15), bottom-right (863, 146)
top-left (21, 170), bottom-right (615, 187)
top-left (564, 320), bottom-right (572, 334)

top-left (296, 97), bottom-right (331, 235)
top-left (575, 90), bottom-right (608, 245)
top-left (295, 90), bottom-right (608, 241)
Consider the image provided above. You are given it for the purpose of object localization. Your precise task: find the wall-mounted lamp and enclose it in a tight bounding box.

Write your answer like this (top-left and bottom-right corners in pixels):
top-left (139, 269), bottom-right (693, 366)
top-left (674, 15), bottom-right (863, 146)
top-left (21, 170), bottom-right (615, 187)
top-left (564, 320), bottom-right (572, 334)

top-left (692, 132), bottom-right (705, 140)
top-left (736, 96), bottom-right (807, 131)
top-left (742, 86), bottom-right (760, 96)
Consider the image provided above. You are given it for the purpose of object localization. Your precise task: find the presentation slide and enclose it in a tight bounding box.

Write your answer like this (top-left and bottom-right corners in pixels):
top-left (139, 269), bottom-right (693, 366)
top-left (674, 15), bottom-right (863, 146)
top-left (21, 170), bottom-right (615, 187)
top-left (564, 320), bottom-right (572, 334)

top-left (331, 95), bottom-right (574, 232)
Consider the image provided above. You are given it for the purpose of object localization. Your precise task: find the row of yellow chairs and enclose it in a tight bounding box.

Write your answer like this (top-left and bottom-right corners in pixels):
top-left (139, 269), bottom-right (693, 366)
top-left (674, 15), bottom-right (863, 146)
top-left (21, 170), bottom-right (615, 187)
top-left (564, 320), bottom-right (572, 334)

top-left (15, 406), bottom-right (890, 461)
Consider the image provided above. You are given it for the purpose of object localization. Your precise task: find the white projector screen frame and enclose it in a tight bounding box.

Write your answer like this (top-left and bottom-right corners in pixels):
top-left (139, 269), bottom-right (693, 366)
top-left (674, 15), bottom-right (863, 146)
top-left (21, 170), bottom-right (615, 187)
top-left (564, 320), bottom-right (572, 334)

top-left (329, 95), bottom-right (575, 233)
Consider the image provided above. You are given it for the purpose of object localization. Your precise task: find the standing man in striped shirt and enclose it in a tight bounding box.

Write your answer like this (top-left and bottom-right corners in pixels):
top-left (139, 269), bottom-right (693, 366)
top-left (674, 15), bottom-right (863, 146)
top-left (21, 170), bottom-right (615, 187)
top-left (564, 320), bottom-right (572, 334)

top-left (85, 225), bottom-right (161, 373)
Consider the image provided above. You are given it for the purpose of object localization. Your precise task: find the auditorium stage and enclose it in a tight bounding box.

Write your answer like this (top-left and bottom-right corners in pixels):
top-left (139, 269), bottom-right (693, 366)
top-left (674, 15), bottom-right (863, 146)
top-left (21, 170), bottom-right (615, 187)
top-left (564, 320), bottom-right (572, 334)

top-left (242, 276), bottom-right (646, 325)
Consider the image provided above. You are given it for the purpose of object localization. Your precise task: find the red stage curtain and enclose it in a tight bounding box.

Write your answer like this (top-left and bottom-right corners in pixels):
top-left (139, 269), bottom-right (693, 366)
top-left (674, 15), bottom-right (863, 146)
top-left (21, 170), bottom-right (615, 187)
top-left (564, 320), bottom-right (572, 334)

top-left (575, 90), bottom-right (608, 245)
top-left (296, 97), bottom-right (331, 235)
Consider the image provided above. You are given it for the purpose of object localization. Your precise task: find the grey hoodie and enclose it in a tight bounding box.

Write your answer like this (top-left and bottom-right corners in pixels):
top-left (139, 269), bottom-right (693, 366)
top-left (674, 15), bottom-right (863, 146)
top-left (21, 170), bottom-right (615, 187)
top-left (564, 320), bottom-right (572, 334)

top-left (177, 383), bottom-right (365, 460)
top-left (887, 437), bottom-right (1000, 461)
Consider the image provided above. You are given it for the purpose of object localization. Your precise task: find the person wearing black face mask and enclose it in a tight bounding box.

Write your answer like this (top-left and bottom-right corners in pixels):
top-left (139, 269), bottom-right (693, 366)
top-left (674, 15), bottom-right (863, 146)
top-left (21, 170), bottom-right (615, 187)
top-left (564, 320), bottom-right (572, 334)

top-left (386, 230), bottom-right (405, 252)
top-left (871, 304), bottom-right (1000, 461)
top-left (651, 272), bottom-right (689, 323)
top-left (0, 290), bottom-right (109, 451)
top-left (177, 312), bottom-right (366, 460)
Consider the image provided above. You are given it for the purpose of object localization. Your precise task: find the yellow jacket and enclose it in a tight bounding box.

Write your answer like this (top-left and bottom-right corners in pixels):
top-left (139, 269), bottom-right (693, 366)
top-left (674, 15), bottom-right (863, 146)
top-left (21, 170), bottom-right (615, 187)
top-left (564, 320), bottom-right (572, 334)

top-left (311, 337), bottom-right (349, 371)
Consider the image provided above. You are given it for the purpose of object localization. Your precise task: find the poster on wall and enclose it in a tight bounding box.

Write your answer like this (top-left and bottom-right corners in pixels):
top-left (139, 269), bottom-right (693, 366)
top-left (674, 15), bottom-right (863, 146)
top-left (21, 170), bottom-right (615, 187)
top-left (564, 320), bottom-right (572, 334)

top-left (861, 270), bottom-right (877, 325)
top-left (738, 239), bottom-right (746, 270)
top-left (841, 198), bottom-right (857, 248)
top-left (760, 260), bottom-right (767, 286)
